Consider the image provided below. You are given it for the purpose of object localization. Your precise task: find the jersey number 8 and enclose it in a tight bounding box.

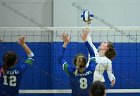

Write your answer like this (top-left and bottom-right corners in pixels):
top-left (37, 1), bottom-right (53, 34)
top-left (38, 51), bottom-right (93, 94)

top-left (80, 78), bottom-right (88, 89)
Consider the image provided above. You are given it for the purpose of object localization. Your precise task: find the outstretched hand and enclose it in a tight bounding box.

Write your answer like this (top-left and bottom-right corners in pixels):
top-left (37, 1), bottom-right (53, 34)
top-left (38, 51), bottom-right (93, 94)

top-left (62, 33), bottom-right (70, 44)
top-left (61, 33), bottom-right (71, 48)
top-left (80, 28), bottom-right (90, 42)
top-left (18, 36), bottom-right (25, 46)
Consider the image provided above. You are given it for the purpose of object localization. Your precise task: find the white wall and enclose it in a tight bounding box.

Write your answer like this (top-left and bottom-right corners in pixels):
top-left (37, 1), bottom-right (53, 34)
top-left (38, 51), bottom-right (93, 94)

top-left (53, 0), bottom-right (140, 27)
top-left (0, 0), bottom-right (53, 27)
top-left (0, 0), bottom-right (53, 42)
top-left (0, 0), bottom-right (140, 42)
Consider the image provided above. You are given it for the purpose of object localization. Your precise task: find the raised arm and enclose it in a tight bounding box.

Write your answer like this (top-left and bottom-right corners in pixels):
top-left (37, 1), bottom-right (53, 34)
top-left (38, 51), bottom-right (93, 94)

top-left (81, 29), bottom-right (95, 70)
top-left (81, 29), bottom-right (95, 57)
top-left (58, 33), bottom-right (70, 64)
top-left (86, 34), bottom-right (99, 57)
top-left (58, 45), bottom-right (67, 67)
top-left (18, 37), bottom-right (34, 64)
top-left (83, 30), bottom-right (100, 64)
top-left (58, 33), bottom-right (72, 74)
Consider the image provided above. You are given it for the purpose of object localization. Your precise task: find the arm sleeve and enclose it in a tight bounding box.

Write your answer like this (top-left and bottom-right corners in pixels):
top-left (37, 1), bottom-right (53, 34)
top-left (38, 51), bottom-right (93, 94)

top-left (85, 41), bottom-right (95, 58)
top-left (86, 34), bottom-right (99, 57)
top-left (58, 47), bottom-right (67, 66)
top-left (20, 52), bottom-right (34, 73)
top-left (107, 63), bottom-right (116, 82)
top-left (85, 41), bottom-right (96, 71)
top-left (86, 34), bottom-right (101, 64)
top-left (25, 52), bottom-right (34, 65)
top-left (58, 47), bottom-right (73, 75)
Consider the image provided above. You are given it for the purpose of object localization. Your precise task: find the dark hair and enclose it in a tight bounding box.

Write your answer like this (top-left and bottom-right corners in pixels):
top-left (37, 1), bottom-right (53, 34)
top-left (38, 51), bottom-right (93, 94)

top-left (73, 54), bottom-right (87, 68)
top-left (105, 41), bottom-right (117, 60)
top-left (90, 81), bottom-right (105, 96)
top-left (2, 51), bottom-right (17, 73)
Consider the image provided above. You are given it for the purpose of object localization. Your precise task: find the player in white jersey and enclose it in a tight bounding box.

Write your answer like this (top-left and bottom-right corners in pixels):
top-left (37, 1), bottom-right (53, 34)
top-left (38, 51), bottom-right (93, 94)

top-left (87, 31), bottom-right (116, 87)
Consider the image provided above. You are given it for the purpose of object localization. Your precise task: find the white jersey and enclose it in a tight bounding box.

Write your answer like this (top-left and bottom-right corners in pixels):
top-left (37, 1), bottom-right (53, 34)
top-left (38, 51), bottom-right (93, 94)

top-left (93, 56), bottom-right (115, 82)
top-left (87, 34), bottom-right (115, 82)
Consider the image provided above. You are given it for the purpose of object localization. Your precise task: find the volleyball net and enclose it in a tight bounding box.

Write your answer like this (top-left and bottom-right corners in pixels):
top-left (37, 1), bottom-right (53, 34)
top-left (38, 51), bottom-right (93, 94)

top-left (0, 27), bottom-right (139, 95)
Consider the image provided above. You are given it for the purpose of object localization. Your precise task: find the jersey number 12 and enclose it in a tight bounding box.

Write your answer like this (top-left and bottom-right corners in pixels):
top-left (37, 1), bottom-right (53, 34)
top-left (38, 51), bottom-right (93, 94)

top-left (3, 75), bottom-right (17, 86)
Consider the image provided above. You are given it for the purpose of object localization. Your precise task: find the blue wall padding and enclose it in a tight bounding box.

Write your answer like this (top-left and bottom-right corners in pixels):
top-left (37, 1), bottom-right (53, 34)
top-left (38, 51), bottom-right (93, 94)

top-left (0, 42), bottom-right (139, 96)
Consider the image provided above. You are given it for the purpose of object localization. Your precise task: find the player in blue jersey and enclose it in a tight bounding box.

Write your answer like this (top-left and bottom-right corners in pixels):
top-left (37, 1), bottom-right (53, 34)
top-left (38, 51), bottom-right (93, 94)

top-left (0, 37), bottom-right (34, 96)
top-left (89, 81), bottom-right (106, 96)
top-left (58, 29), bottom-right (95, 96)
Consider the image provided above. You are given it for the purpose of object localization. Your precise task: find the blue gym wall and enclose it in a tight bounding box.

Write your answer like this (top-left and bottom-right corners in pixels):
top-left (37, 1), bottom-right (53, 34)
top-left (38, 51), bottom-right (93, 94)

top-left (0, 42), bottom-right (140, 96)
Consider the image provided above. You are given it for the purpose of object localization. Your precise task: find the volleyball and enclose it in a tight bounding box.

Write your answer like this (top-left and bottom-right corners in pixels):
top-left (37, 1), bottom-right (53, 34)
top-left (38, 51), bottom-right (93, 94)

top-left (81, 10), bottom-right (94, 23)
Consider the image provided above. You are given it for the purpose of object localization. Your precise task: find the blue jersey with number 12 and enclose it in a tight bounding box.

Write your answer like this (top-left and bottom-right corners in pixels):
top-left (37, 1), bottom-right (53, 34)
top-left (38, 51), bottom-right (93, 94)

top-left (0, 57), bottom-right (34, 96)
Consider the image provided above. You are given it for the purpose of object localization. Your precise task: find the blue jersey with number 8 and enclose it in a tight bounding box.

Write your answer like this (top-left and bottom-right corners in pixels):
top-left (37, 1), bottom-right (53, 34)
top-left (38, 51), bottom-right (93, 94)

top-left (58, 41), bottom-right (96, 96)
top-left (63, 62), bottom-right (95, 96)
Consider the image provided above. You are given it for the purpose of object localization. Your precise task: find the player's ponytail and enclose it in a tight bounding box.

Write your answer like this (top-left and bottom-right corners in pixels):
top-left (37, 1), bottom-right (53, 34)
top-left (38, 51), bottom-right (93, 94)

top-left (2, 51), bottom-right (17, 74)
top-left (90, 81), bottom-right (105, 96)
top-left (105, 41), bottom-right (117, 60)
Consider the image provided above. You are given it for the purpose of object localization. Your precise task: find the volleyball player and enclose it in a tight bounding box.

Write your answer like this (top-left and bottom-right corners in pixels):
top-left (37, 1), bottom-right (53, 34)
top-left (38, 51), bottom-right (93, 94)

top-left (89, 81), bottom-right (106, 96)
top-left (0, 37), bottom-right (34, 96)
top-left (87, 30), bottom-right (117, 87)
top-left (58, 30), bottom-right (95, 96)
